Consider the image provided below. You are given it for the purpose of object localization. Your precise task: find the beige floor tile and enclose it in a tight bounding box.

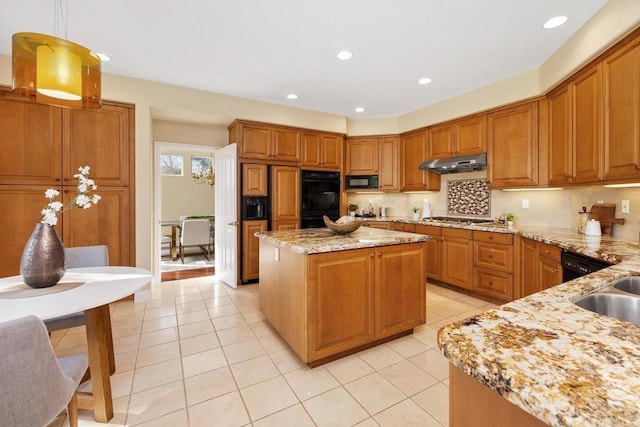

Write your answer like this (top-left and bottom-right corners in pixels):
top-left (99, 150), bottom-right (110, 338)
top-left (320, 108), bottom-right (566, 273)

top-left (249, 320), bottom-right (278, 338)
top-left (175, 296), bottom-right (206, 309)
top-left (252, 403), bottom-right (315, 427)
top-left (139, 327), bottom-right (178, 349)
top-left (379, 360), bottom-right (439, 396)
top-left (203, 295), bottom-right (234, 308)
top-left (184, 366), bottom-right (237, 406)
top-left (408, 348), bottom-right (450, 381)
top-left (209, 304), bottom-right (240, 318)
top-left (114, 349), bottom-right (137, 373)
top-left (269, 348), bottom-right (306, 374)
top-left (284, 366), bottom-right (340, 401)
top-left (144, 305), bottom-right (177, 320)
top-left (180, 331), bottom-right (221, 356)
top-left (132, 358), bottom-right (183, 393)
top-left (411, 325), bottom-right (439, 348)
top-left (353, 418), bottom-right (380, 427)
top-left (55, 332), bottom-right (87, 351)
top-left (324, 354), bottom-right (375, 385)
top-left (230, 354), bottom-right (280, 388)
top-left (425, 310), bottom-right (445, 325)
top-left (132, 409), bottom-right (189, 427)
top-left (188, 391), bottom-right (250, 427)
top-left (145, 297), bottom-right (176, 309)
top-left (182, 347), bottom-right (228, 378)
top-left (111, 369), bottom-right (135, 400)
top-left (141, 315), bottom-right (178, 333)
top-left (303, 387), bottom-right (369, 427)
top-left (113, 334), bottom-right (140, 354)
top-left (222, 338), bottom-right (266, 365)
top-left (240, 376), bottom-right (299, 421)
top-left (213, 314), bottom-right (247, 331)
top-left (178, 319), bottom-right (214, 339)
top-left (217, 324), bottom-right (256, 346)
top-left (241, 309), bottom-right (265, 323)
top-left (135, 341), bottom-right (181, 368)
top-left (411, 382), bottom-right (450, 426)
top-left (176, 308), bottom-right (210, 325)
top-left (357, 345), bottom-right (404, 370)
top-left (387, 336), bottom-right (430, 358)
top-left (374, 398), bottom-right (441, 427)
top-left (257, 332), bottom-right (288, 353)
top-left (126, 380), bottom-right (186, 425)
top-left (344, 372), bottom-right (406, 415)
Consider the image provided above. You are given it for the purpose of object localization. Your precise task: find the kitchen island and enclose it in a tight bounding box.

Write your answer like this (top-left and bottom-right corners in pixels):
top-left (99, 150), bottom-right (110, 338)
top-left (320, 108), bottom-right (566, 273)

top-left (256, 227), bottom-right (428, 366)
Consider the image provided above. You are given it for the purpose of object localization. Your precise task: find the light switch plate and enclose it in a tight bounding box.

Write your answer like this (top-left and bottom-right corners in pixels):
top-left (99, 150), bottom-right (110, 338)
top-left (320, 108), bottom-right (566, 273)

top-left (522, 199), bottom-right (529, 209)
top-left (622, 199), bottom-right (630, 214)
top-left (274, 247), bottom-right (280, 262)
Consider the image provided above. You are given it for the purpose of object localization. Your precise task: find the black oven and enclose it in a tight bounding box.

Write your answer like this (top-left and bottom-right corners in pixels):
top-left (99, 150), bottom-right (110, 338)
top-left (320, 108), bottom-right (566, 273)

top-left (301, 171), bottom-right (340, 228)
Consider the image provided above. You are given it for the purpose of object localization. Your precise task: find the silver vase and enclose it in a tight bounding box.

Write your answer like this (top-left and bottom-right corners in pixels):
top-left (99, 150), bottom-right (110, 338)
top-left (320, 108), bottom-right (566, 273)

top-left (20, 223), bottom-right (66, 288)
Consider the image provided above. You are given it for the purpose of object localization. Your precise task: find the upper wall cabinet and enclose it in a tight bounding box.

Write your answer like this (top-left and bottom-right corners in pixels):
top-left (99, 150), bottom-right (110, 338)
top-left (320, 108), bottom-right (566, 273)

top-left (300, 132), bottom-right (343, 170)
top-left (602, 32), bottom-right (640, 181)
top-left (428, 114), bottom-right (486, 159)
top-left (546, 63), bottom-right (603, 185)
top-left (401, 130), bottom-right (440, 191)
top-left (345, 137), bottom-right (378, 175)
top-left (228, 120), bottom-right (301, 163)
top-left (487, 101), bottom-right (539, 189)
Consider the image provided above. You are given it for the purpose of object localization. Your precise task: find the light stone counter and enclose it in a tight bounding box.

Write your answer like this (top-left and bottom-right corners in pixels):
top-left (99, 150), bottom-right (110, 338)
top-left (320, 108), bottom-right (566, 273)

top-left (254, 226), bottom-right (428, 254)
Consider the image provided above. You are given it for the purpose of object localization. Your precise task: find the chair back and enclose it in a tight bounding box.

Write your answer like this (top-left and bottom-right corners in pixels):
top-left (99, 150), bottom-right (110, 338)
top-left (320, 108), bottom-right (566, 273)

top-left (0, 316), bottom-right (77, 426)
top-left (65, 245), bottom-right (109, 268)
top-left (180, 219), bottom-right (211, 246)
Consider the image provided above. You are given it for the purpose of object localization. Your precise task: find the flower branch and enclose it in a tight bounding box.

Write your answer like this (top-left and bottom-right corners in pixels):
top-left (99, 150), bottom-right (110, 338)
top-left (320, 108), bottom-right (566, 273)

top-left (41, 166), bottom-right (101, 226)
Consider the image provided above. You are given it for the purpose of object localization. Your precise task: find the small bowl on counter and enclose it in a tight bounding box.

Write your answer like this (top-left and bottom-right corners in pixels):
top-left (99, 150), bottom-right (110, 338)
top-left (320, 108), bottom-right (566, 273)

top-left (323, 215), bottom-right (362, 234)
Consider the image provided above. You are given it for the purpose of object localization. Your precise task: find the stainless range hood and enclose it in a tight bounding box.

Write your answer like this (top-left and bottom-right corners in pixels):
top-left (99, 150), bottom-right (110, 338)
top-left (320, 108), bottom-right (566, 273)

top-left (419, 153), bottom-right (487, 174)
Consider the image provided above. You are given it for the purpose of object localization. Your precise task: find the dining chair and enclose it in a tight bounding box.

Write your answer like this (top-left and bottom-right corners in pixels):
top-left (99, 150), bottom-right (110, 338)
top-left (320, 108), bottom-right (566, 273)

top-left (0, 315), bottom-right (88, 427)
top-left (179, 219), bottom-right (211, 263)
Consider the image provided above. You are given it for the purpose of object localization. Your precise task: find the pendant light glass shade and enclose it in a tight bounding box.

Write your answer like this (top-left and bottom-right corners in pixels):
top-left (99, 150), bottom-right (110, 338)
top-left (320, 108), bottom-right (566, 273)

top-left (12, 32), bottom-right (102, 108)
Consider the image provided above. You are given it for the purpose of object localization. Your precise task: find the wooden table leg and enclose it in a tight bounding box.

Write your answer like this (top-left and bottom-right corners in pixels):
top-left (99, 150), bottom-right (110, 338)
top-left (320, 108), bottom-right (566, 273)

top-left (171, 225), bottom-right (178, 261)
top-left (84, 305), bottom-right (114, 422)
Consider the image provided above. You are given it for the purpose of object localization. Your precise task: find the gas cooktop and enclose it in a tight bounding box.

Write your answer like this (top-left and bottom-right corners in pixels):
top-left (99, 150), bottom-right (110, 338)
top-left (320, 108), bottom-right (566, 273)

top-left (421, 216), bottom-right (495, 225)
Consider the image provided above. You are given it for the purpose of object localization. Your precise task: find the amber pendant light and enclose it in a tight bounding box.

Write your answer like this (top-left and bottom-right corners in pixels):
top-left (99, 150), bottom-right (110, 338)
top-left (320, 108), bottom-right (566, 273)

top-left (11, 0), bottom-right (101, 108)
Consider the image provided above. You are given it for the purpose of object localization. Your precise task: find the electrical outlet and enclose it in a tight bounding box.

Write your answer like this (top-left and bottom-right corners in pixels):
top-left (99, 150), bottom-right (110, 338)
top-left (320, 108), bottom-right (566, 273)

top-left (622, 199), bottom-right (630, 214)
top-left (274, 247), bottom-right (280, 262)
top-left (522, 199), bottom-right (529, 209)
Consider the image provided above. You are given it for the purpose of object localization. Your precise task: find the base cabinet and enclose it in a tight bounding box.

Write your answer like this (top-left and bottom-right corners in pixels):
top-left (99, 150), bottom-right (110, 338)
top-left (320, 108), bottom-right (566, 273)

top-left (416, 225), bottom-right (442, 281)
top-left (242, 220), bottom-right (267, 282)
top-left (442, 228), bottom-right (474, 289)
top-left (260, 240), bottom-right (427, 365)
top-left (520, 238), bottom-right (562, 297)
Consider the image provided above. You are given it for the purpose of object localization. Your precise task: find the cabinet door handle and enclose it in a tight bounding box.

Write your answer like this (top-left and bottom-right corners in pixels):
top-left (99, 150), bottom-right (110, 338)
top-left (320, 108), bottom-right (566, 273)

top-left (370, 253), bottom-right (374, 258)
top-left (488, 235), bottom-right (493, 240)
top-left (635, 164), bottom-right (640, 171)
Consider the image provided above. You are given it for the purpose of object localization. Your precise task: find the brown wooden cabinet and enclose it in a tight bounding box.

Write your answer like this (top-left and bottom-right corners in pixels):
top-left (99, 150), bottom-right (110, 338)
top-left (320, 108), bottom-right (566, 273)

top-left (378, 136), bottom-right (399, 191)
top-left (572, 63), bottom-right (603, 183)
top-left (547, 84), bottom-right (572, 185)
top-left (345, 137), bottom-right (378, 175)
top-left (416, 224), bottom-right (442, 281)
top-left (401, 130), bottom-right (441, 191)
top-left (242, 163), bottom-right (268, 196)
top-left (442, 228), bottom-right (473, 289)
top-left (602, 32), bottom-right (640, 181)
top-left (428, 115), bottom-right (486, 159)
top-left (242, 220), bottom-right (267, 282)
top-left (487, 101), bottom-right (539, 189)
top-left (520, 238), bottom-right (562, 298)
top-left (229, 120), bottom-right (300, 163)
top-left (271, 166), bottom-right (300, 230)
top-left (473, 231), bottom-right (514, 301)
top-left (301, 132), bottom-right (343, 170)
top-left (363, 221), bottom-right (391, 230)
top-left (0, 94), bottom-right (135, 277)
top-left (392, 222), bottom-right (416, 232)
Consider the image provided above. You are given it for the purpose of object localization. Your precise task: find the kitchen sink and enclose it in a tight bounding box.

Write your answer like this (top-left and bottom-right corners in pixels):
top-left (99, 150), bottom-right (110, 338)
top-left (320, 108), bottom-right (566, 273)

top-left (611, 276), bottom-right (640, 295)
top-left (574, 292), bottom-right (640, 325)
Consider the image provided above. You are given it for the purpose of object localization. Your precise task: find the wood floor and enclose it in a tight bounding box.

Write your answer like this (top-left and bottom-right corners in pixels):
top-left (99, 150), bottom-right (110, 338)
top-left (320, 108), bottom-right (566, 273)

top-left (161, 267), bottom-right (215, 282)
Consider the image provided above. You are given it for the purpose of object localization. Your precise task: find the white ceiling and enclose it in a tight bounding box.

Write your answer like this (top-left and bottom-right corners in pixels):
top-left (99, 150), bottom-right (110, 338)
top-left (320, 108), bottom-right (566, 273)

top-left (0, 0), bottom-right (609, 119)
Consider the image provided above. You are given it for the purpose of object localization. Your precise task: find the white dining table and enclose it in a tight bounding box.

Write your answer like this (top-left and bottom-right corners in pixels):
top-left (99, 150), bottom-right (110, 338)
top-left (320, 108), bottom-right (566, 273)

top-left (0, 266), bottom-right (152, 423)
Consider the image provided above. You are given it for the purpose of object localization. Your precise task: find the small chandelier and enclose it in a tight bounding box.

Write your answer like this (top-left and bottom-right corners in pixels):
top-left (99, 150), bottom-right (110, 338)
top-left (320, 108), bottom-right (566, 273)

top-left (193, 165), bottom-right (215, 187)
top-left (11, 0), bottom-right (101, 108)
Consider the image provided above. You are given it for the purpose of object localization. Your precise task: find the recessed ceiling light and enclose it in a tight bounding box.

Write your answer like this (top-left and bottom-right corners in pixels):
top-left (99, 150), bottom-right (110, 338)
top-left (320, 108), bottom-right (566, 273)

top-left (354, 107), bottom-right (365, 113)
top-left (337, 50), bottom-right (353, 60)
top-left (418, 77), bottom-right (432, 85)
top-left (286, 93), bottom-right (298, 99)
top-left (96, 52), bottom-right (111, 62)
top-left (542, 16), bottom-right (568, 29)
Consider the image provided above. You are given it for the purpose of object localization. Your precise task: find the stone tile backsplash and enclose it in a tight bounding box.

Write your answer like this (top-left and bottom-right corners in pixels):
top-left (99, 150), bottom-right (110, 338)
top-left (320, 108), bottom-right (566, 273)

top-left (446, 179), bottom-right (490, 216)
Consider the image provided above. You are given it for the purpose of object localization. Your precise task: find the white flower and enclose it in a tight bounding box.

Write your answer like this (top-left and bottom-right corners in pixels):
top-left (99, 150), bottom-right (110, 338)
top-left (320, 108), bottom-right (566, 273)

top-left (40, 165), bottom-right (100, 225)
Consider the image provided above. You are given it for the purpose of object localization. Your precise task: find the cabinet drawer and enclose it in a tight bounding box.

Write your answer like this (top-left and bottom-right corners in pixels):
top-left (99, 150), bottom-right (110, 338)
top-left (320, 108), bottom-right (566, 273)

top-left (538, 242), bottom-right (561, 262)
top-left (392, 222), bottom-right (416, 233)
top-left (415, 224), bottom-right (442, 236)
top-left (474, 268), bottom-right (513, 301)
top-left (473, 231), bottom-right (513, 244)
top-left (363, 221), bottom-right (391, 230)
top-left (474, 241), bottom-right (513, 272)
top-left (442, 227), bottom-right (473, 239)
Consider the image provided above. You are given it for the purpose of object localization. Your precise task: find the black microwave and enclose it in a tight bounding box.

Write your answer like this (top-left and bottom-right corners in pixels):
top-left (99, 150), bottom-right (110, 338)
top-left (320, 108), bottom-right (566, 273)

top-left (345, 175), bottom-right (379, 190)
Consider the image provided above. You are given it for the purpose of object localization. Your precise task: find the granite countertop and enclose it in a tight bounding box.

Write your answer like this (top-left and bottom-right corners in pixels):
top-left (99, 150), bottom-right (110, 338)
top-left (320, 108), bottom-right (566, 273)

top-left (254, 227), bottom-right (428, 254)
top-left (420, 221), bottom-right (640, 426)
